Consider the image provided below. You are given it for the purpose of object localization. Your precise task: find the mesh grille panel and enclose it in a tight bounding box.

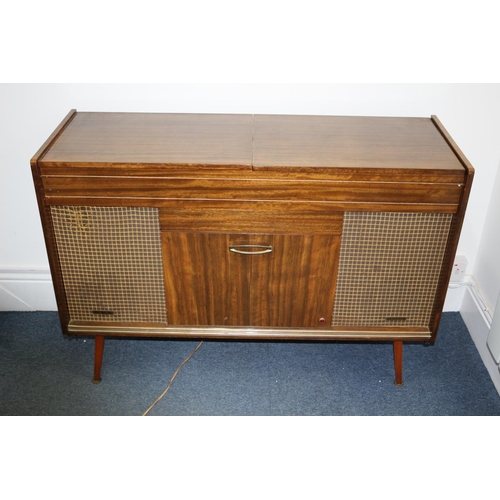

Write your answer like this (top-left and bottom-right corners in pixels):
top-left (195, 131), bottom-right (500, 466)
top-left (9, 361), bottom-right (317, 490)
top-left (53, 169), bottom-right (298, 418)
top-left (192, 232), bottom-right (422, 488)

top-left (51, 206), bottom-right (167, 323)
top-left (331, 212), bottom-right (452, 328)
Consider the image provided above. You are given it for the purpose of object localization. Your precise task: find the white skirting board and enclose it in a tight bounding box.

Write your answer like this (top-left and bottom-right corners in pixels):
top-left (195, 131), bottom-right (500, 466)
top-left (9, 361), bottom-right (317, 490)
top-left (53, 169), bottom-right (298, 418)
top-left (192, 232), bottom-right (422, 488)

top-left (0, 268), bottom-right (57, 311)
top-left (460, 285), bottom-right (500, 396)
top-left (486, 293), bottom-right (500, 363)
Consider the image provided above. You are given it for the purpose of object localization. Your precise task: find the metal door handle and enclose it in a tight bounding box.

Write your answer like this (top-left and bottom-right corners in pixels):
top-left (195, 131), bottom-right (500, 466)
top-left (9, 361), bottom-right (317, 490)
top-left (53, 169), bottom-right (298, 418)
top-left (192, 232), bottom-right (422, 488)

top-left (229, 245), bottom-right (273, 255)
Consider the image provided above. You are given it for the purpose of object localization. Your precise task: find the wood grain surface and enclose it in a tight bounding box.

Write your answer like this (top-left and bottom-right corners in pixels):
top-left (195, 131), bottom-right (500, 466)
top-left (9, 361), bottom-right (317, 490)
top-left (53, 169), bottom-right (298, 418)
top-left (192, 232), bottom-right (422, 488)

top-left (31, 110), bottom-right (474, 345)
top-left (39, 112), bottom-right (466, 174)
top-left (40, 112), bottom-right (254, 168)
top-left (253, 114), bottom-right (465, 171)
top-left (162, 232), bottom-right (340, 328)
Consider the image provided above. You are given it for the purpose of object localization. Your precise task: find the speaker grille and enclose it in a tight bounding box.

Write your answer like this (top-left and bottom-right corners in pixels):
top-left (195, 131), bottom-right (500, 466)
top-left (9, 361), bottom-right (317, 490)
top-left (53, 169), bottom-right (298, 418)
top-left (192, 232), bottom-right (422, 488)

top-left (51, 206), bottom-right (167, 323)
top-left (331, 212), bottom-right (453, 328)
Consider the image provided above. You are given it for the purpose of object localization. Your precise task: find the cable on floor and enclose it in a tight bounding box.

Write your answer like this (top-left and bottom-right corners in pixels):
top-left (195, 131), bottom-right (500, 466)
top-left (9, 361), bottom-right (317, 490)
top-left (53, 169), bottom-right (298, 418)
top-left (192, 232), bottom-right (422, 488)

top-left (142, 341), bottom-right (204, 416)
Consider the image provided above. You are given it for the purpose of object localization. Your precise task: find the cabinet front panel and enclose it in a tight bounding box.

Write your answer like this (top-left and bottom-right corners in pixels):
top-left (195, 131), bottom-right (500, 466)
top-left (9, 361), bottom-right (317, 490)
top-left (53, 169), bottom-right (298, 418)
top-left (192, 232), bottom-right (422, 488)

top-left (159, 205), bottom-right (344, 234)
top-left (162, 232), bottom-right (340, 328)
top-left (240, 234), bottom-right (340, 328)
top-left (162, 232), bottom-right (232, 326)
top-left (42, 176), bottom-right (462, 207)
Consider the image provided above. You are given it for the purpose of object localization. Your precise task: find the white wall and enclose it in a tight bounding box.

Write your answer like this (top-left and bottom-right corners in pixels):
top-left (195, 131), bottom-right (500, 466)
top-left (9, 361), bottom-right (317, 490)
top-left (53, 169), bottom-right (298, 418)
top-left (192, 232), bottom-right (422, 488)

top-left (1, 83), bottom-right (500, 311)
top-left (473, 161), bottom-right (500, 312)
top-left (460, 157), bottom-right (500, 395)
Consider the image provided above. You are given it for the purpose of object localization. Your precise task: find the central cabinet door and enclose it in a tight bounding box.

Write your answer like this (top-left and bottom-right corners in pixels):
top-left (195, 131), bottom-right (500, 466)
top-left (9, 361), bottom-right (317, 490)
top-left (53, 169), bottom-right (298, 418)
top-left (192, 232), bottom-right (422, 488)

top-left (162, 233), bottom-right (340, 328)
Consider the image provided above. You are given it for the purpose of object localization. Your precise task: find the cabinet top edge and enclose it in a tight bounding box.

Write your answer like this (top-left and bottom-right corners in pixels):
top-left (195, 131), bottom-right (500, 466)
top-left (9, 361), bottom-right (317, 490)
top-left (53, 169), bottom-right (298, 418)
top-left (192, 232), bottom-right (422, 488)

top-left (36, 110), bottom-right (469, 173)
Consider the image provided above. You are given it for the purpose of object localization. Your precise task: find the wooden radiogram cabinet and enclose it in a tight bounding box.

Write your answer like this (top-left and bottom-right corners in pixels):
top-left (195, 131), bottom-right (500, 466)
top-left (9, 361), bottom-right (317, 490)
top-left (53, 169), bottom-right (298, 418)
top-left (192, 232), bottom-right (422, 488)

top-left (31, 111), bottom-right (474, 385)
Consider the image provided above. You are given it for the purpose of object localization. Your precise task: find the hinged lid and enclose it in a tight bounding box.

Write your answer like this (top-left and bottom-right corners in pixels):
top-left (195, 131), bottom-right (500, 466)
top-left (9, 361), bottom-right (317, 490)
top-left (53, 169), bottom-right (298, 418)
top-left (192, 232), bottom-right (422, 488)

top-left (252, 114), bottom-right (465, 172)
top-left (39, 112), bottom-right (254, 170)
top-left (36, 111), bottom-right (468, 179)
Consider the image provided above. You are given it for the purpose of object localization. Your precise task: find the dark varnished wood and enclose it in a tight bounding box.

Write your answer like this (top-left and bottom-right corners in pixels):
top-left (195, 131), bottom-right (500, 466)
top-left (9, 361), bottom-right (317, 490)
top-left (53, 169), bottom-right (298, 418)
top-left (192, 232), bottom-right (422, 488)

top-left (40, 112), bottom-right (254, 168)
top-left (30, 110), bottom-right (78, 334)
top-left (159, 204), bottom-right (344, 234)
top-left (429, 165), bottom-right (475, 342)
top-left (393, 341), bottom-right (404, 386)
top-left (242, 234), bottom-right (340, 327)
top-left (40, 164), bottom-right (465, 184)
top-left (92, 335), bottom-right (105, 384)
top-left (162, 233), bottom-right (231, 326)
top-left (39, 113), bottom-right (465, 175)
top-left (42, 175), bottom-right (462, 207)
top-left (31, 111), bottom-right (474, 385)
top-left (427, 115), bottom-right (475, 342)
top-left (44, 196), bottom-right (460, 215)
top-left (162, 232), bottom-right (340, 328)
top-left (253, 115), bottom-right (465, 172)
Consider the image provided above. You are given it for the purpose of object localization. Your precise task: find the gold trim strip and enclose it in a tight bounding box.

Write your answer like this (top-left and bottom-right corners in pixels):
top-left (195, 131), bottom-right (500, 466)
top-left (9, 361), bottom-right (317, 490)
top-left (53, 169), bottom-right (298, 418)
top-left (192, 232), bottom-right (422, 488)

top-left (68, 323), bottom-right (431, 340)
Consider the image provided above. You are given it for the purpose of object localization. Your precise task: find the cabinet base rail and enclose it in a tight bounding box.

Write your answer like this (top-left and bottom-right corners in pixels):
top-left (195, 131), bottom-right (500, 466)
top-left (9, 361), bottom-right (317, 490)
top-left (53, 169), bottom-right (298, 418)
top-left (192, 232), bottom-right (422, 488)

top-left (69, 323), bottom-right (431, 341)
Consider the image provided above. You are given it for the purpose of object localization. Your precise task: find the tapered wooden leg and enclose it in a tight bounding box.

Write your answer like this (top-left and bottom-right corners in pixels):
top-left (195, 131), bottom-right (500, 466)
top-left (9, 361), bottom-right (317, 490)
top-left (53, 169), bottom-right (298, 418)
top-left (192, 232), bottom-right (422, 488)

top-left (92, 335), bottom-right (105, 384)
top-left (393, 341), bottom-right (404, 386)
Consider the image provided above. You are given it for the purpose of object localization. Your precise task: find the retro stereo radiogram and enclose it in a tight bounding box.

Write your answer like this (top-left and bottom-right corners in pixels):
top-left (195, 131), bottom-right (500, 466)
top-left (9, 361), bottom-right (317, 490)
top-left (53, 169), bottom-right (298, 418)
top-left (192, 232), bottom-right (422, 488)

top-left (31, 111), bottom-right (474, 385)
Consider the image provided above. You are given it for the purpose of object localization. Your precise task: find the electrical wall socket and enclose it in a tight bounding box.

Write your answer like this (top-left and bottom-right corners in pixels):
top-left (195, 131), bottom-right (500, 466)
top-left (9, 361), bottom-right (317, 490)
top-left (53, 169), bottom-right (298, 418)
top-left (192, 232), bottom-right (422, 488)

top-left (450, 255), bottom-right (468, 282)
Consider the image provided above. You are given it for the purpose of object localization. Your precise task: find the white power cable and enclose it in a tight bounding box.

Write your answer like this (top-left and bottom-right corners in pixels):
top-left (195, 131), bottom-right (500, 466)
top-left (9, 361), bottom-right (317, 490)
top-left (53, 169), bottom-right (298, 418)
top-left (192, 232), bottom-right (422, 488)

top-left (449, 275), bottom-right (493, 326)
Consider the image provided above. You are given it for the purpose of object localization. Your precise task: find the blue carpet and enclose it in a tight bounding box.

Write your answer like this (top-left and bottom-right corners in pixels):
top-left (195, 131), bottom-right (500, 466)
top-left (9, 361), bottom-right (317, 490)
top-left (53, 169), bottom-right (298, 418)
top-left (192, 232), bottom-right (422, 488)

top-left (0, 311), bottom-right (499, 415)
